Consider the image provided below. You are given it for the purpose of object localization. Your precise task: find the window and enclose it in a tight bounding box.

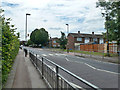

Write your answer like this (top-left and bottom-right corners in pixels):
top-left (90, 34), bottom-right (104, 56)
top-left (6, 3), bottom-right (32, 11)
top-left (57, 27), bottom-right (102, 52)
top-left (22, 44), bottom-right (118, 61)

top-left (53, 40), bottom-right (56, 43)
top-left (100, 38), bottom-right (103, 44)
top-left (53, 45), bottom-right (56, 47)
top-left (85, 38), bottom-right (89, 43)
top-left (77, 38), bottom-right (82, 41)
top-left (93, 38), bottom-right (97, 41)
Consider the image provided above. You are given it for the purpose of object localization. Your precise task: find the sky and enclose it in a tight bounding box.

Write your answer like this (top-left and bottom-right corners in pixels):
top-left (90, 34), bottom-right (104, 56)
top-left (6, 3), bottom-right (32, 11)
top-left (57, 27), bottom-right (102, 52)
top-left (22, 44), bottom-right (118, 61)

top-left (1, 0), bottom-right (106, 40)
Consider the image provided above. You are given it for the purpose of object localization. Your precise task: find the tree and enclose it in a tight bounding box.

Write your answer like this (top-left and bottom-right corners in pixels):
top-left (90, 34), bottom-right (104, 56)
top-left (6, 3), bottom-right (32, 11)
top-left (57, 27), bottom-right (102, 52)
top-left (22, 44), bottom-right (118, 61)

top-left (58, 32), bottom-right (67, 49)
top-left (27, 39), bottom-right (33, 46)
top-left (96, 0), bottom-right (120, 54)
top-left (30, 28), bottom-right (49, 46)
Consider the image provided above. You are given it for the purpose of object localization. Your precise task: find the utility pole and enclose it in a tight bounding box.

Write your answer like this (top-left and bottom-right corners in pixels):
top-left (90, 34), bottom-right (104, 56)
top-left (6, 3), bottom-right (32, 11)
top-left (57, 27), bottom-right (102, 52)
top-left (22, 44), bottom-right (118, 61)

top-left (25, 13), bottom-right (31, 41)
top-left (106, 13), bottom-right (110, 56)
top-left (66, 24), bottom-right (69, 53)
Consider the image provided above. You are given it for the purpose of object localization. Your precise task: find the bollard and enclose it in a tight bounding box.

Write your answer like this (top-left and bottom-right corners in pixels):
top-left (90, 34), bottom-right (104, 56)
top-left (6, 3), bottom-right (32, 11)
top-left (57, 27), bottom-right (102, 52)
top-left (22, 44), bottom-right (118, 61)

top-left (56, 66), bottom-right (59, 89)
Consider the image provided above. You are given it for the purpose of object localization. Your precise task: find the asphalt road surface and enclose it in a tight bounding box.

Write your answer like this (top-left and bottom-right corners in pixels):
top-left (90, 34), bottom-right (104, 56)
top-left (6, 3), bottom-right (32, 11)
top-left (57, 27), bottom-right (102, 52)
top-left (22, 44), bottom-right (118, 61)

top-left (24, 47), bottom-right (119, 88)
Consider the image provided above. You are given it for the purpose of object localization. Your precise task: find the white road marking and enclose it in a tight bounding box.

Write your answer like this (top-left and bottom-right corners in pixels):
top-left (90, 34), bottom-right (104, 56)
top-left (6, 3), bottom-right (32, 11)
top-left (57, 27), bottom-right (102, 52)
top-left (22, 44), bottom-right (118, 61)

top-left (42, 54), bottom-right (47, 56)
top-left (84, 63), bottom-right (119, 75)
top-left (89, 59), bottom-right (118, 65)
top-left (65, 58), bottom-right (69, 61)
top-left (66, 58), bottom-right (119, 75)
top-left (85, 63), bottom-right (96, 69)
top-left (55, 53), bottom-right (66, 56)
top-left (49, 54), bottom-right (54, 56)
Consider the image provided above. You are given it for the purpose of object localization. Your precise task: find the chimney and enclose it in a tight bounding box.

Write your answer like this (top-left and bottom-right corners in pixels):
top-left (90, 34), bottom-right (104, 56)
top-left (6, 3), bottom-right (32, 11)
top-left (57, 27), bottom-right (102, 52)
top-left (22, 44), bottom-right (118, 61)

top-left (78, 31), bottom-right (80, 34)
top-left (92, 32), bottom-right (94, 35)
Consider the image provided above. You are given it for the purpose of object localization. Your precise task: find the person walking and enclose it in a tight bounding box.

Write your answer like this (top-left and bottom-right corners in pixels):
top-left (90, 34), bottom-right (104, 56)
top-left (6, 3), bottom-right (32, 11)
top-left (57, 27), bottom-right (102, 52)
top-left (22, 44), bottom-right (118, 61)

top-left (24, 49), bottom-right (27, 57)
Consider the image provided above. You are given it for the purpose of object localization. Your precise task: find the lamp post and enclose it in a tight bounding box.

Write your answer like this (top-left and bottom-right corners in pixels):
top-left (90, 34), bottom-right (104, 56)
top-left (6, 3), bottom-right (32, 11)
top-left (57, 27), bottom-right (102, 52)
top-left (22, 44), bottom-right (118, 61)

top-left (25, 13), bottom-right (31, 41)
top-left (106, 13), bottom-right (110, 56)
top-left (66, 24), bottom-right (69, 53)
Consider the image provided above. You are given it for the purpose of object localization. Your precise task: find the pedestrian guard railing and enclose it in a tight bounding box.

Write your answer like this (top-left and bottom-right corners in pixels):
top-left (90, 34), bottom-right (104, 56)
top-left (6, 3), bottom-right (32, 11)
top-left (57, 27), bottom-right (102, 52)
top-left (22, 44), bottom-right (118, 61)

top-left (29, 50), bottom-right (101, 90)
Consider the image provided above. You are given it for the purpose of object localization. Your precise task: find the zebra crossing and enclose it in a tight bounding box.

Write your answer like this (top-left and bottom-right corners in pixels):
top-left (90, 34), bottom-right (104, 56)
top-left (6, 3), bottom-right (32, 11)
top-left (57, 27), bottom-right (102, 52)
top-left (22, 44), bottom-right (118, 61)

top-left (32, 53), bottom-right (67, 57)
top-left (41, 53), bottom-right (66, 57)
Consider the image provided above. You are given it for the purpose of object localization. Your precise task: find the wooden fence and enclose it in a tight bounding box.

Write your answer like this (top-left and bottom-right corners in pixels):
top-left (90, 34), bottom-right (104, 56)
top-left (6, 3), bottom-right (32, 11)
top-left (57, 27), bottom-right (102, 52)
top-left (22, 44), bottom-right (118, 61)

top-left (80, 43), bottom-right (118, 53)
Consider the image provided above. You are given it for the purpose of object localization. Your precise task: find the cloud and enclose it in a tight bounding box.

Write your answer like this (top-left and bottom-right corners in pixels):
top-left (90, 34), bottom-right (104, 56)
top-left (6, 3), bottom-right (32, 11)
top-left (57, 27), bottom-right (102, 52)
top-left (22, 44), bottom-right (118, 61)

top-left (2, 0), bottom-right (106, 40)
top-left (49, 27), bottom-right (63, 30)
top-left (2, 2), bottom-right (19, 8)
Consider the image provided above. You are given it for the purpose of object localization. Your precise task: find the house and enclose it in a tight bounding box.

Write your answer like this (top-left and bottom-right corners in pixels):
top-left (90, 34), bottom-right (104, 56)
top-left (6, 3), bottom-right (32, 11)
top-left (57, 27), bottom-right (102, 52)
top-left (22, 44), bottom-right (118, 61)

top-left (67, 31), bottom-right (105, 50)
top-left (49, 37), bottom-right (60, 48)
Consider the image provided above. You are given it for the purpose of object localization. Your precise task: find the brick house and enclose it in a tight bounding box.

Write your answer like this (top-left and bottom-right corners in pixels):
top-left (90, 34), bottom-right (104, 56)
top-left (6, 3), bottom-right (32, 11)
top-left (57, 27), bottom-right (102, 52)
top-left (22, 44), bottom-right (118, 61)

top-left (49, 37), bottom-right (60, 48)
top-left (67, 31), bottom-right (105, 50)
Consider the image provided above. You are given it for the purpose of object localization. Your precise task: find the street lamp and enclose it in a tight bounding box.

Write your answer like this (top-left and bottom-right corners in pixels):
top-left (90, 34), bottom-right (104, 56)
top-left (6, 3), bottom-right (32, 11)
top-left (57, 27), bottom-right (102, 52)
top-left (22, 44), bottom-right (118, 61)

top-left (66, 24), bottom-right (69, 53)
top-left (66, 24), bottom-right (69, 34)
top-left (25, 13), bottom-right (31, 41)
top-left (106, 13), bottom-right (110, 56)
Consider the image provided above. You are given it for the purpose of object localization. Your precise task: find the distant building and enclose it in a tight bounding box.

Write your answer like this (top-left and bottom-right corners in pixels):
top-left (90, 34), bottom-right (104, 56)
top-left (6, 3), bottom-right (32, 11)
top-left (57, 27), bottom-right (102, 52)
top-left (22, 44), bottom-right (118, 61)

top-left (49, 37), bottom-right (60, 48)
top-left (67, 31), bottom-right (105, 50)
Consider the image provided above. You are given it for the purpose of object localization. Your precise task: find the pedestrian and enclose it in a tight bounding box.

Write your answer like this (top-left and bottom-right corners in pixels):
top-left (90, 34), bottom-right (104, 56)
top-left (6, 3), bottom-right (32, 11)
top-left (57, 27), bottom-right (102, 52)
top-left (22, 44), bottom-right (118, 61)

top-left (24, 49), bottom-right (27, 57)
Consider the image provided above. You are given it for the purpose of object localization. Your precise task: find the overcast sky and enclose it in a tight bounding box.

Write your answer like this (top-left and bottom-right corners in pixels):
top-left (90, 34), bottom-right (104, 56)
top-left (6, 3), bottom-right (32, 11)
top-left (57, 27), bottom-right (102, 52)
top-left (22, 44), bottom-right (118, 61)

top-left (2, 0), bottom-right (106, 40)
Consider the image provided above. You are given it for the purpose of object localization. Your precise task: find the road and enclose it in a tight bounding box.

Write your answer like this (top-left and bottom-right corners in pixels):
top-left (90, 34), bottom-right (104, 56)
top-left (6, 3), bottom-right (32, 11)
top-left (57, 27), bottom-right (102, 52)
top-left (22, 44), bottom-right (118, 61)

top-left (24, 47), bottom-right (119, 88)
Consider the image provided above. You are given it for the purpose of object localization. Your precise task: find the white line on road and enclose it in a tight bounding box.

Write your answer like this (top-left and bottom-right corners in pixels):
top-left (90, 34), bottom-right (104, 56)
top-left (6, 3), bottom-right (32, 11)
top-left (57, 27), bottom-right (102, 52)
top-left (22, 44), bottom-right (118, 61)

top-left (67, 59), bottom-right (119, 75)
top-left (49, 54), bottom-right (54, 56)
top-left (65, 58), bottom-right (69, 61)
top-left (42, 54), bottom-right (47, 56)
top-left (85, 63), bottom-right (119, 75)
top-left (85, 63), bottom-right (96, 69)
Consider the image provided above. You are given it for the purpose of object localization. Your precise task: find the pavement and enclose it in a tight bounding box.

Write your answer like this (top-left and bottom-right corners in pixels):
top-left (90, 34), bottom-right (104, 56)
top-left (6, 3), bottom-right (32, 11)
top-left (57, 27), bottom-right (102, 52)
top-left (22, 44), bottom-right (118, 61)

top-left (5, 49), bottom-right (47, 88)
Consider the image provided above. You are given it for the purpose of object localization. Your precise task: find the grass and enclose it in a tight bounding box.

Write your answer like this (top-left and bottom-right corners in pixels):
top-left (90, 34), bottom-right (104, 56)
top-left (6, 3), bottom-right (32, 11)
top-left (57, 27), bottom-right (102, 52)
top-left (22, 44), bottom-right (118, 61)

top-left (50, 48), bottom-right (118, 57)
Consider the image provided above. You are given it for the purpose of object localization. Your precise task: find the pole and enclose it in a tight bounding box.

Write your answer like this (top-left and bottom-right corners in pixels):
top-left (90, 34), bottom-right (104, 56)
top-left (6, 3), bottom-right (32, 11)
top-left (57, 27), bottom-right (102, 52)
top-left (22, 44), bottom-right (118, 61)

top-left (66, 24), bottom-right (69, 53)
top-left (25, 14), bottom-right (27, 41)
top-left (106, 13), bottom-right (110, 56)
top-left (25, 13), bottom-right (31, 41)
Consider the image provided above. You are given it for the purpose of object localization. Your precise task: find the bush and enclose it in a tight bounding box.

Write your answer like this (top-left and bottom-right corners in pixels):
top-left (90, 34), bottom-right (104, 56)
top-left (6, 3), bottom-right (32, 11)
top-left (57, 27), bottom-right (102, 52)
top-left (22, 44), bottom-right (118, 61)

top-left (1, 10), bottom-right (20, 87)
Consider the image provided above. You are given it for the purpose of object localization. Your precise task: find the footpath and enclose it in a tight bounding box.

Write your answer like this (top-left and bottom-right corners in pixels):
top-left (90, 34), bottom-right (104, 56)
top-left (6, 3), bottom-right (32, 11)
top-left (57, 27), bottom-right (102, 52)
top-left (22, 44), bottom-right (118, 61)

top-left (5, 49), bottom-right (47, 88)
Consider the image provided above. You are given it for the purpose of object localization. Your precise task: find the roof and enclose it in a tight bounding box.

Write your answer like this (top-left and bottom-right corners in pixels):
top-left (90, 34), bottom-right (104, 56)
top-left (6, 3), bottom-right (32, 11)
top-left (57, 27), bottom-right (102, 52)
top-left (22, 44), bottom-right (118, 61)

top-left (68, 33), bottom-right (103, 38)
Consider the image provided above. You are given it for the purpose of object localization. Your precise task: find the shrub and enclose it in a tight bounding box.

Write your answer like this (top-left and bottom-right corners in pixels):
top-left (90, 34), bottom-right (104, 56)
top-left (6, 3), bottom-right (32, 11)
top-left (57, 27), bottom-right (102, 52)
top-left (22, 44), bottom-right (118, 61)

top-left (1, 9), bottom-right (20, 87)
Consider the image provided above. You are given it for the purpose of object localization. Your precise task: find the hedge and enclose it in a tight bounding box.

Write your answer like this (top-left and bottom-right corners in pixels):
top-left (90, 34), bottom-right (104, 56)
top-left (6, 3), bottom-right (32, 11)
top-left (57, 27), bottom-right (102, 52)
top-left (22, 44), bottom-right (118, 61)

top-left (1, 9), bottom-right (20, 87)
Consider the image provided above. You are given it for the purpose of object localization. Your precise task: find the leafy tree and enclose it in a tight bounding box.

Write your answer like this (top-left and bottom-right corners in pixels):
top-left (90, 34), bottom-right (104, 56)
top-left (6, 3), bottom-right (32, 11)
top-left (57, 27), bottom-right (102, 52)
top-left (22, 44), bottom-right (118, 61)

top-left (27, 39), bottom-right (33, 46)
top-left (58, 32), bottom-right (67, 49)
top-left (1, 9), bottom-right (20, 87)
top-left (16, 32), bottom-right (20, 38)
top-left (96, 0), bottom-right (120, 52)
top-left (30, 28), bottom-right (49, 46)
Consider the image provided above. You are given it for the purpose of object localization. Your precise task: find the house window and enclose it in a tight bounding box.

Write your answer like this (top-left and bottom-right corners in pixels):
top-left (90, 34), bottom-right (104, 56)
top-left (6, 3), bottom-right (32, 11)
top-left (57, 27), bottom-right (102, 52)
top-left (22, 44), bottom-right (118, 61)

top-left (53, 40), bottom-right (56, 43)
top-left (53, 45), bottom-right (56, 47)
top-left (85, 38), bottom-right (89, 43)
top-left (100, 38), bottom-right (103, 44)
top-left (93, 38), bottom-right (97, 41)
top-left (77, 38), bottom-right (82, 41)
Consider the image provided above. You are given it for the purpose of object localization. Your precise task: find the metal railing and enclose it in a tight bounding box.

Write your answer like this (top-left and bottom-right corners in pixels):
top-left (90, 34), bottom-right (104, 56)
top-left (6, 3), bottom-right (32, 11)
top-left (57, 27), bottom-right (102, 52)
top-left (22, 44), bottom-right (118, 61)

top-left (29, 50), bottom-right (101, 90)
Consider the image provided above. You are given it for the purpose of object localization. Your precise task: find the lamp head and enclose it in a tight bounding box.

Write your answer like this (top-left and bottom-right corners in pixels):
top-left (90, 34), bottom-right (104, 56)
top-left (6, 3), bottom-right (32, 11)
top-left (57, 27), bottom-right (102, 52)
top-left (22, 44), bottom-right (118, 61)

top-left (66, 24), bottom-right (69, 26)
top-left (26, 13), bottom-right (31, 15)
